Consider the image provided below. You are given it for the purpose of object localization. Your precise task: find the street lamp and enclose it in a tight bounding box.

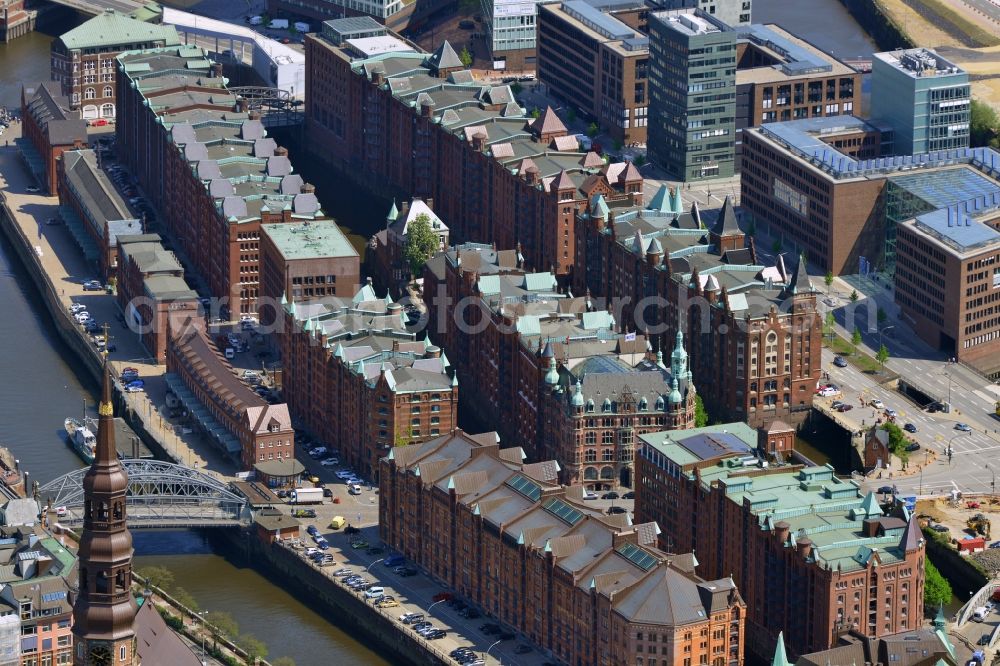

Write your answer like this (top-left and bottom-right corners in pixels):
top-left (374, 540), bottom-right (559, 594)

top-left (987, 464), bottom-right (996, 496)
top-left (195, 610), bottom-right (208, 664)
top-left (941, 370), bottom-right (953, 410)
top-left (878, 325), bottom-right (895, 352)
top-left (366, 558), bottom-right (384, 573)
top-left (485, 638), bottom-right (503, 664)
top-left (947, 432), bottom-right (968, 465)
top-left (427, 599), bottom-right (446, 616)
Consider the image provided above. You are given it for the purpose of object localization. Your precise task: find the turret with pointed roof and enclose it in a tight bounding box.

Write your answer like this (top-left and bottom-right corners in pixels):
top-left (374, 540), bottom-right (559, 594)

top-left (783, 256), bottom-right (816, 298)
top-left (709, 195), bottom-right (744, 253)
top-left (73, 363), bottom-right (139, 665)
top-left (426, 40), bottom-right (464, 76)
top-left (531, 106), bottom-right (568, 142)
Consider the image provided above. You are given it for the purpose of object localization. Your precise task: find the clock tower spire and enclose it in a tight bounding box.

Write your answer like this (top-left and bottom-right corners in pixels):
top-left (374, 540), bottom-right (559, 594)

top-left (73, 363), bottom-right (139, 666)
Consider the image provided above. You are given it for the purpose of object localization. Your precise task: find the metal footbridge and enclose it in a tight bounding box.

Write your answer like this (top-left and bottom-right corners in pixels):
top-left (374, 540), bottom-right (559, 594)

top-left (43, 0), bottom-right (159, 18)
top-left (39, 460), bottom-right (250, 529)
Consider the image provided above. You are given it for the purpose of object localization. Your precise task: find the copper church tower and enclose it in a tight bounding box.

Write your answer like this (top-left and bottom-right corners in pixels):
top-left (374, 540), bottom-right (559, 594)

top-left (72, 365), bottom-right (139, 666)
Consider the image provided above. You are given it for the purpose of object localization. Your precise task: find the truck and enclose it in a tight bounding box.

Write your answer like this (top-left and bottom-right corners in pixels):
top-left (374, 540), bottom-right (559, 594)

top-left (269, 18), bottom-right (289, 29)
top-left (294, 21), bottom-right (310, 33)
top-left (291, 488), bottom-right (324, 504)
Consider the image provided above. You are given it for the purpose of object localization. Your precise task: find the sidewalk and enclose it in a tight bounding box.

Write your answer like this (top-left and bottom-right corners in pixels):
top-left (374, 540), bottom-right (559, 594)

top-left (0, 127), bottom-right (237, 479)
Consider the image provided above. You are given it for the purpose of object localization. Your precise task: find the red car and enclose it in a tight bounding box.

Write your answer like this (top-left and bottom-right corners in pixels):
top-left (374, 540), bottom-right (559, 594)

top-left (432, 592), bottom-right (453, 602)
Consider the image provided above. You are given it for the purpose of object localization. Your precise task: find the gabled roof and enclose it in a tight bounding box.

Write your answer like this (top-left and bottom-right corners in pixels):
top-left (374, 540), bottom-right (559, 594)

top-left (58, 11), bottom-right (181, 50)
top-left (783, 256), bottom-right (816, 296)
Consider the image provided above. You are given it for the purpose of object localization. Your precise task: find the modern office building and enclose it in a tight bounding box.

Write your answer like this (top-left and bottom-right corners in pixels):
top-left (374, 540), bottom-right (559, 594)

top-left (895, 201), bottom-right (1000, 378)
top-left (647, 8), bottom-right (736, 181)
top-left (536, 7), bottom-right (859, 151)
top-left (536, 0), bottom-right (650, 145)
top-left (379, 428), bottom-right (747, 666)
top-left (870, 48), bottom-right (969, 156)
top-left (656, 0), bottom-right (750, 26)
top-left (734, 24), bottom-right (860, 163)
top-left (50, 10), bottom-right (179, 119)
top-left (306, 17), bottom-right (643, 278)
top-left (482, 0), bottom-right (541, 71)
top-left (634, 426), bottom-right (927, 659)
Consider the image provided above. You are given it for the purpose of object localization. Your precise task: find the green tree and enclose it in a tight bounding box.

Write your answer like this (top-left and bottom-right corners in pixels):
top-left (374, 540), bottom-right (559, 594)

top-left (170, 587), bottom-right (199, 612)
top-left (970, 99), bottom-right (1000, 148)
top-left (851, 327), bottom-right (862, 355)
top-left (510, 82), bottom-right (523, 95)
top-left (883, 421), bottom-right (906, 453)
top-left (402, 213), bottom-right (440, 278)
top-left (237, 634), bottom-right (268, 665)
top-left (771, 239), bottom-right (782, 254)
top-left (586, 122), bottom-right (600, 138)
top-left (458, 46), bottom-right (472, 68)
top-left (136, 566), bottom-right (174, 591)
top-left (694, 395), bottom-right (708, 428)
top-left (876, 344), bottom-right (890, 370)
top-left (824, 271), bottom-right (834, 293)
top-left (272, 658), bottom-right (297, 666)
top-left (849, 289), bottom-right (859, 303)
top-left (205, 611), bottom-right (239, 651)
top-left (747, 221), bottom-right (756, 237)
top-left (566, 108), bottom-right (577, 123)
top-left (824, 311), bottom-right (836, 342)
top-left (613, 139), bottom-right (623, 152)
top-left (877, 308), bottom-right (887, 325)
top-left (530, 107), bottom-right (541, 119)
top-left (923, 558), bottom-right (952, 609)
top-left (634, 154), bottom-right (646, 167)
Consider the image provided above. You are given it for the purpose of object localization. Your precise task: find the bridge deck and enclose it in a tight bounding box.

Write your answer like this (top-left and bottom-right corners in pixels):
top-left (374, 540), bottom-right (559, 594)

top-left (46, 0), bottom-right (154, 16)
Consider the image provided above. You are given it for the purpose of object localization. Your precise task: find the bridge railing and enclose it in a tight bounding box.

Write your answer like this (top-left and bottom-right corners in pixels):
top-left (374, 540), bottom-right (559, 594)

top-left (957, 579), bottom-right (1000, 626)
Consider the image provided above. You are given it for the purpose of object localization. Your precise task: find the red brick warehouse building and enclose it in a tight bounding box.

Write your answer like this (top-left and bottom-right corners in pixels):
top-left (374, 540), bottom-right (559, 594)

top-left (115, 47), bottom-right (330, 317)
top-left (116, 233), bottom-right (199, 364)
top-left (166, 320), bottom-right (296, 472)
top-left (572, 187), bottom-right (822, 428)
top-left (634, 425), bottom-right (927, 660)
top-left (18, 82), bottom-right (86, 194)
top-left (379, 428), bottom-right (747, 666)
top-left (305, 16), bottom-right (644, 280)
top-left (424, 243), bottom-right (697, 486)
top-left (280, 283), bottom-right (458, 479)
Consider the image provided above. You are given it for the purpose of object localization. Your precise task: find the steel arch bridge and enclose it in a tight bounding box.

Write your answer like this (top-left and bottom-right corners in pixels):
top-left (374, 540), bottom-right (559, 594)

top-left (39, 460), bottom-right (249, 530)
top-left (229, 87), bottom-right (303, 128)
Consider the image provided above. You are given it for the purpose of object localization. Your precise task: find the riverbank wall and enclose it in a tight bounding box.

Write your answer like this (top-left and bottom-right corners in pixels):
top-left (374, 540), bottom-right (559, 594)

top-left (211, 528), bottom-right (448, 666)
top-left (838, 0), bottom-right (915, 51)
top-left (0, 195), bottom-right (103, 383)
top-left (0, 194), bottom-right (184, 467)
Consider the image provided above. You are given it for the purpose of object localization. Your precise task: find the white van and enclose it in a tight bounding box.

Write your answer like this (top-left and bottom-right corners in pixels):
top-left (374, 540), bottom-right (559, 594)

top-left (225, 347), bottom-right (235, 359)
top-left (364, 587), bottom-right (385, 599)
top-left (973, 606), bottom-right (989, 622)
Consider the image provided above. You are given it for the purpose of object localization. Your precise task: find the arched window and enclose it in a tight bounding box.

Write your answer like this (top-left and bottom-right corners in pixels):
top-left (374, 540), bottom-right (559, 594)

top-left (101, 102), bottom-right (115, 118)
top-left (84, 87), bottom-right (96, 100)
top-left (600, 466), bottom-right (615, 480)
top-left (103, 85), bottom-right (112, 97)
top-left (584, 467), bottom-right (598, 480)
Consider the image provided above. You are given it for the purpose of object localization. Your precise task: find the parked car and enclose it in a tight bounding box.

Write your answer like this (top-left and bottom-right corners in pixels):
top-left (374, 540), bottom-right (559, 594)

top-left (350, 540), bottom-right (369, 549)
top-left (870, 399), bottom-right (885, 410)
top-left (877, 486), bottom-right (894, 495)
top-left (601, 491), bottom-right (619, 500)
top-left (903, 423), bottom-right (918, 433)
top-left (930, 524), bottom-right (949, 533)
top-left (395, 566), bottom-right (418, 577)
top-left (582, 491), bottom-right (598, 500)
top-left (833, 356), bottom-right (848, 367)
top-left (905, 442), bottom-right (920, 452)
top-left (400, 613), bottom-right (424, 624)
top-left (25, 185), bottom-right (40, 193)
top-left (607, 506), bottom-right (627, 515)
top-left (837, 404), bottom-right (853, 412)
top-left (83, 280), bottom-right (103, 291)
top-left (621, 491), bottom-right (635, 499)
top-left (69, 303), bottom-right (86, 313)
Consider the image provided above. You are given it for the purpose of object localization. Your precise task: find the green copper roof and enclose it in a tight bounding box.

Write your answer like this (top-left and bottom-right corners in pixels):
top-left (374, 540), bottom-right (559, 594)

top-left (59, 10), bottom-right (179, 50)
top-left (771, 632), bottom-right (791, 666)
top-left (262, 221), bottom-right (359, 261)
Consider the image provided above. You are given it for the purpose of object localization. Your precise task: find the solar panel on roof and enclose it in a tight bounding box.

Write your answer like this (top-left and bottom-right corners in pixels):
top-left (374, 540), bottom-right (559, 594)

top-left (616, 542), bottom-right (657, 571)
top-left (41, 591), bottom-right (67, 603)
top-left (542, 497), bottom-right (584, 525)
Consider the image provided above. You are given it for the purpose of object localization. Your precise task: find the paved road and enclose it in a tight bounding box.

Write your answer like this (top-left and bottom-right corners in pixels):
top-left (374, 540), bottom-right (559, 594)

top-left (0, 126), bottom-right (238, 479)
